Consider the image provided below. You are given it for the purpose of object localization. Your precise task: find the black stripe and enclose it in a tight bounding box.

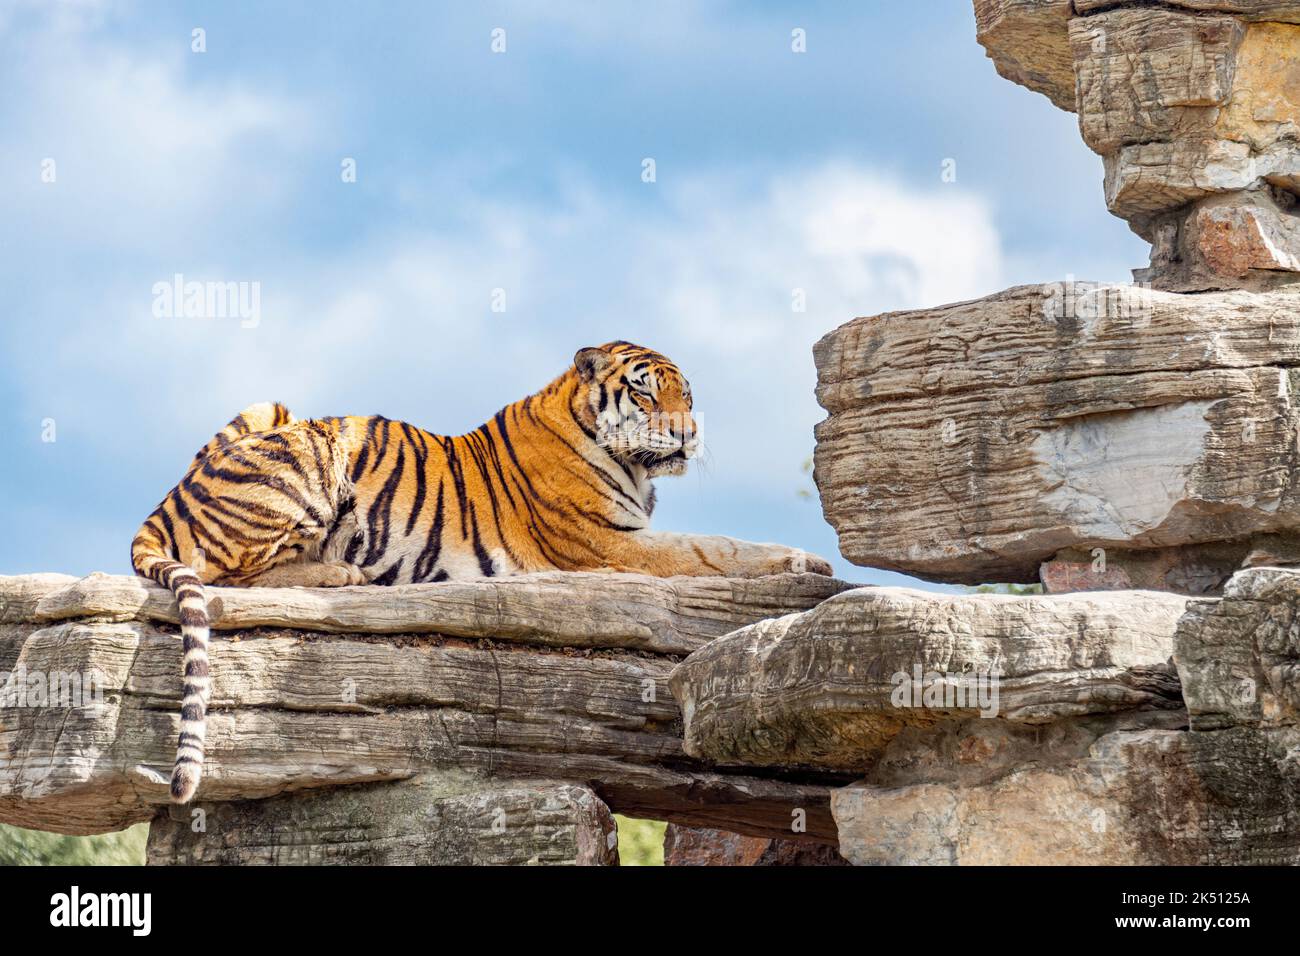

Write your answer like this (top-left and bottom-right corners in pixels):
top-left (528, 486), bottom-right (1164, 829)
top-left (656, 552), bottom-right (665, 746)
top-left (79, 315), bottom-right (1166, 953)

top-left (440, 437), bottom-right (470, 540)
top-left (350, 444), bottom-right (370, 483)
top-left (403, 423), bottom-right (430, 536)
top-left (468, 504), bottom-right (495, 577)
top-left (412, 481), bottom-right (446, 583)
top-left (362, 442), bottom-right (405, 567)
top-left (371, 560), bottom-right (403, 586)
top-left (368, 417), bottom-right (391, 475)
top-left (179, 607), bottom-right (207, 627)
top-left (323, 497), bottom-right (356, 553)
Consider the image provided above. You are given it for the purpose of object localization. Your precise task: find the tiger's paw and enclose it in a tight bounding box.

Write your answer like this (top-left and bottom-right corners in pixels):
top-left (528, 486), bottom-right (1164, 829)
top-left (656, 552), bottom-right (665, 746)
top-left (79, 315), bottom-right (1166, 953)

top-left (748, 547), bottom-right (833, 577)
top-left (319, 562), bottom-right (369, 587)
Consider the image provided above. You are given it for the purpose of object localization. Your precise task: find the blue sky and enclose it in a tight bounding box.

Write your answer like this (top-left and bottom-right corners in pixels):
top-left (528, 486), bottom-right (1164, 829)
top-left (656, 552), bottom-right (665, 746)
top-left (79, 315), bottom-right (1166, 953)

top-left (0, 0), bottom-right (1148, 587)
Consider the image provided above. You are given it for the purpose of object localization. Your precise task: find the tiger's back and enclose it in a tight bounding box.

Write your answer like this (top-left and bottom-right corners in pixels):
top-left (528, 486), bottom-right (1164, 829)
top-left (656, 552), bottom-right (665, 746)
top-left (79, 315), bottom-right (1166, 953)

top-left (132, 342), bottom-right (830, 802)
top-left (134, 392), bottom-right (659, 592)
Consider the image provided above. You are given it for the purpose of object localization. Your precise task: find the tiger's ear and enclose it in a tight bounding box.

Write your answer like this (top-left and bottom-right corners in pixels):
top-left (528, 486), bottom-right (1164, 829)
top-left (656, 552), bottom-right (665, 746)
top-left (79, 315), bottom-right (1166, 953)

top-left (574, 346), bottom-right (612, 382)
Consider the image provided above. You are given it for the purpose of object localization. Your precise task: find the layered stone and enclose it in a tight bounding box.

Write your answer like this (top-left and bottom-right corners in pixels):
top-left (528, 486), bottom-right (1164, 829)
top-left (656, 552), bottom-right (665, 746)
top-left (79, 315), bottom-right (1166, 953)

top-left (832, 565), bottom-right (1300, 864)
top-left (0, 571), bottom-right (850, 849)
top-left (813, 281), bottom-right (1300, 586)
top-left (668, 562), bottom-right (1300, 864)
top-left (833, 725), bottom-right (1300, 865)
top-left (670, 585), bottom-right (1187, 771)
top-left (1175, 566), bottom-right (1300, 729)
top-left (975, 0), bottom-right (1300, 290)
top-left (146, 774), bottom-right (620, 866)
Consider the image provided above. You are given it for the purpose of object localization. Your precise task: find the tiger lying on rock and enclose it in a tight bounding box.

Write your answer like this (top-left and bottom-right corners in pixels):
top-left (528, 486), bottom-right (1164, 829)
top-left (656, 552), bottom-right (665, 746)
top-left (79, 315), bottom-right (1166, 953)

top-left (130, 340), bottom-right (832, 802)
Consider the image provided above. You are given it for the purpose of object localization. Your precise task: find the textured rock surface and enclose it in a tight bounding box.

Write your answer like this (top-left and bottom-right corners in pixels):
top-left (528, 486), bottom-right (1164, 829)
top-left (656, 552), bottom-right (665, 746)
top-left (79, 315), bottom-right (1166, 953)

top-left (0, 572), bottom-right (848, 842)
top-left (1175, 567), bottom-right (1300, 729)
top-left (1070, 9), bottom-right (1245, 161)
top-left (0, 569), bottom-right (852, 655)
top-left (1078, 12), bottom-right (1300, 252)
top-left (1074, 0), bottom-right (1300, 15)
top-left (147, 773), bottom-right (620, 865)
top-left (975, 0), bottom-right (1300, 290)
top-left (1037, 538), bottom-right (1299, 594)
top-left (671, 585), bottom-right (1187, 770)
top-left (973, 0), bottom-right (1075, 110)
top-left (813, 281), bottom-right (1300, 584)
top-left (663, 571), bottom-right (1300, 865)
top-left (833, 725), bottom-right (1300, 865)
top-left (662, 823), bottom-right (848, 866)
top-left (1136, 190), bottom-right (1300, 292)
top-left (811, 566), bottom-right (1300, 864)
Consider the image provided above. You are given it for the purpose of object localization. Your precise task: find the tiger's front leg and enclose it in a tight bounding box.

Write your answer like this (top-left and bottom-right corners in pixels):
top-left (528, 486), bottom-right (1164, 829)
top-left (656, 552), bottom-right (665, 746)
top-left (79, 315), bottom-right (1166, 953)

top-left (238, 561), bottom-right (368, 588)
top-left (605, 530), bottom-right (833, 579)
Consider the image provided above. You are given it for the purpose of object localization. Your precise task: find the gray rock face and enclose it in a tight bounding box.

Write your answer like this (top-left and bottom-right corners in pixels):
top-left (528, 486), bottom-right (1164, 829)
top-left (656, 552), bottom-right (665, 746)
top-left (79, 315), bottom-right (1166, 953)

top-left (0, 571), bottom-right (849, 849)
top-left (0, 568), bottom-right (851, 655)
top-left (147, 774), bottom-right (620, 866)
top-left (1175, 567), bottom-right (1300, 729)
top-left (973, 0), bottom-right (1075, 110)
top-left (670, 585), bottom-right (1188, 770)
top-left (670, 564), bottom-right (1300, 864)
top-left (833, 726), bottom-right (1300, 865)
top-left (813, 281), bottom-right (1300, 585)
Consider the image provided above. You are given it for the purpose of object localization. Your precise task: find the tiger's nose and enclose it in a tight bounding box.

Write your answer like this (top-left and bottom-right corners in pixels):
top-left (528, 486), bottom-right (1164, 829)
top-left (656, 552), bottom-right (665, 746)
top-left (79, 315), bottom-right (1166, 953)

top-left (669, 415), bottom-right (698, 455)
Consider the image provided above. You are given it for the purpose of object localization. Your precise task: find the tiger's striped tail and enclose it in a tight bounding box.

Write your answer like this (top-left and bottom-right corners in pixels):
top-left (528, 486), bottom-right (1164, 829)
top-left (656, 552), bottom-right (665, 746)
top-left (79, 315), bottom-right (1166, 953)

top-left (130, 540), bottom-right (212, 803)
top-left (128, 401), bottom-right (294, 802)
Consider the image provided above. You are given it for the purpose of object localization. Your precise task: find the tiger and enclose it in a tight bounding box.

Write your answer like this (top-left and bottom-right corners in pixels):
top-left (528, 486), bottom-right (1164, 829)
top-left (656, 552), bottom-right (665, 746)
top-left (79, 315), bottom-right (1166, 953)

top-left (130, 341), bottom-right (833, 803)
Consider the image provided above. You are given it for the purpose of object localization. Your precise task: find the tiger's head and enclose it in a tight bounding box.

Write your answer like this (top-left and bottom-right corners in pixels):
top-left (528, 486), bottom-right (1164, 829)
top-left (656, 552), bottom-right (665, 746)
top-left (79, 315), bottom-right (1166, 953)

top-left (573, 342), bottom-right (699, 478)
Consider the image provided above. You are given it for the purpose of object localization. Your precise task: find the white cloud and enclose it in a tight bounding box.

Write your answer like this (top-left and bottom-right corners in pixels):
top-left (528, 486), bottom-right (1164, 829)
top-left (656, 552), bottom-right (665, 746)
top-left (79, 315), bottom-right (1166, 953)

top-left (0, 0), bottom-right (114, 36)
top-left (4, 25), bottom-right (307, 248)
top-left (0, 1), bottom-right (1003, 590)
top-left (627, 164), bottom-right (1002, 499)
top-left (31, 161), bottom-right (1002, 517)
top-left (0, 12), bottom-right (1004, 564)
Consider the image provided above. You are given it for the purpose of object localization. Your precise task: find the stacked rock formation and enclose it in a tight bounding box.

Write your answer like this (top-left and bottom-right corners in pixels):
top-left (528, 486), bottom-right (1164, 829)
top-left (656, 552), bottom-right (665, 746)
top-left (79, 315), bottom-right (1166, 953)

top-left (977, 0), bottom-right (1300, 293)
top-left (667, 4), bottom-right (1300, 862)
top-left (6, 3), bottom-right (1300, 868)
top-left (814, 1), bottom-right (1300, 595)
top-left (656, 0), bottom-right (1300, 865)
top-left (0, 570), bottom-right (851, 864)
top-left (670, 582), bottom-right (1300, 863)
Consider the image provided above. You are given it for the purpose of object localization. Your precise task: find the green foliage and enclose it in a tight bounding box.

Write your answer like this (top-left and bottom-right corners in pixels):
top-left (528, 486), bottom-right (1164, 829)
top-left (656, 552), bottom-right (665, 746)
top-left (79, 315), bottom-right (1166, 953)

top-left (965, 582), bottom-right (1044, 595)
top-left (3, 816), bottom-right (664, 866)
top-left (0, 822), bottom-right (148, 866)
top-left (2, 817), bottom-right (666, 866)
top-left (615, 815), bottom-right (665, 866)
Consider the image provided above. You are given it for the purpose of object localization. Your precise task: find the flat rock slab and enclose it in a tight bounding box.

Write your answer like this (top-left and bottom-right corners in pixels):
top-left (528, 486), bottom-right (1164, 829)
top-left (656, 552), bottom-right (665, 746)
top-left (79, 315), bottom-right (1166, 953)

top-left (0, 572), bottom-right (849, 841)
top-left (814, 281), bottom-right (1300, 584)
top-left (1176, 567), bottom-right (1300, 729)
top-left (670, 585), bottom-right (1187, 771)
top-left (147, 773), bottom-right (619, 865)
top-left (0, 570), bottom-right (851, 655)
top-left (833, 726), bottom-right (1300, 865)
